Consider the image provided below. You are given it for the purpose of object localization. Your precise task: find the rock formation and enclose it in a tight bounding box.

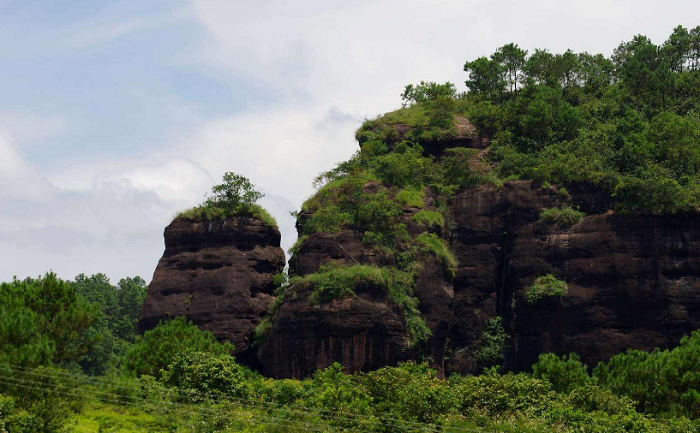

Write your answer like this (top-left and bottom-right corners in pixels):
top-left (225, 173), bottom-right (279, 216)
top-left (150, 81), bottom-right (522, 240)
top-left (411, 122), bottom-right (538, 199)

top-left (140, 115), bottom-right (700, 379)
top-left (259, 191), bottom-right (454, 378)
top-left (138, 216), bottom-right (285, 365)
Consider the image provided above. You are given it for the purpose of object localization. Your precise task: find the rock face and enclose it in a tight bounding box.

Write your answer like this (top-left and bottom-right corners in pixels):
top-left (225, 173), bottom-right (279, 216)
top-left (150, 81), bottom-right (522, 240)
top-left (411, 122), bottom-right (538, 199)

top-left (259, 191), bottom-right (454, 378)
top-left (448, 181), bottom-right (700, 374)
top-left (257, 286), bottom-right (412, 379)
top-left (139, 128), bottom-right (700, 378)
top-left (138, 216), bottom-right (285, 365)
top-left (258, 179), bottom-right (700, 378)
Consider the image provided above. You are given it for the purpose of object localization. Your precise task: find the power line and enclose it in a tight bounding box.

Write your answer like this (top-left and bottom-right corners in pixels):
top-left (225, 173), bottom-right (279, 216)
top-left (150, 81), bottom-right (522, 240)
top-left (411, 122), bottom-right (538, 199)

top-left (0, 364), bottom-right (492, 433)
top-left (0, 375), bottom-right (341, 433)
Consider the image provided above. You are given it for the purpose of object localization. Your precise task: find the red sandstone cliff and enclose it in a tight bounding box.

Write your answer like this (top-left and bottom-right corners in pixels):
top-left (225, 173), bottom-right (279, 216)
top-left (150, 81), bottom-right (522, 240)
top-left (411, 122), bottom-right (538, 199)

top-left (138, 216), bottom-right (285, 365)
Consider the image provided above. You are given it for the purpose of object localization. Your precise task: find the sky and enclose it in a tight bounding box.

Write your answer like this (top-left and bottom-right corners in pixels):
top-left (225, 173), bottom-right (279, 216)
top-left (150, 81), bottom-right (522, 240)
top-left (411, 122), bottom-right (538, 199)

top-left (1, 0), bottom-right (699, 283)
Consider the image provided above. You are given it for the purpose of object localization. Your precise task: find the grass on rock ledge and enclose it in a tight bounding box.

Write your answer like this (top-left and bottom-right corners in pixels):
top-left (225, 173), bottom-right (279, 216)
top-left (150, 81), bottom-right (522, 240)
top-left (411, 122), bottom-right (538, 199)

top-left (175, 203), bottom-right (277, 228)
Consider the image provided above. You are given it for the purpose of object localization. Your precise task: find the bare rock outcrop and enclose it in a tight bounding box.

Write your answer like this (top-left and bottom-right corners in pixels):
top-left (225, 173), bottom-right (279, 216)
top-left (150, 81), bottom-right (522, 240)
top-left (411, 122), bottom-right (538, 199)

top-left (138, 216), bottom-right (285, 364)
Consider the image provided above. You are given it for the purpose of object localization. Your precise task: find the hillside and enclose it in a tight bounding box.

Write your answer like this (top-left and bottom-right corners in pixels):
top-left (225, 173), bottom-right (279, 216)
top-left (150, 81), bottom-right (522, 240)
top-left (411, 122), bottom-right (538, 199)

top-left (2, 25), bottom-right (700, 432)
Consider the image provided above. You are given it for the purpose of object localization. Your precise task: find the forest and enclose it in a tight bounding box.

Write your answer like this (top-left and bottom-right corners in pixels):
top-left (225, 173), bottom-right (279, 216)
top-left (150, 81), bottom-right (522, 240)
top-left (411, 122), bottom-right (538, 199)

top-left (2, 25), bottom-right (700, 433)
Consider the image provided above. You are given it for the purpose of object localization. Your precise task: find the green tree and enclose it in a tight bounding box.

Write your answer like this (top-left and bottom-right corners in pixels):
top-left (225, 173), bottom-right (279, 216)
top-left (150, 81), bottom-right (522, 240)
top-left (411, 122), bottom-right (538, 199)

top-left (690, 26), bottom-right (700, 70)
top-left (594, 330), bottom-right (700, 418)
top-left (532, 353), bottom-right (592, 393)
top-left (114, 276), bottom-right (147, 342)
top-left (664, 25), bottom-right (691, 72)
top-left (401, 81), bottom-right (456, 106)
top-left (0, 273), bottom-right (97, 367)
top-left (493, 43), bottom-right (528, 94)
top-left (207, 172), bottom-right (264, 210)
top-left (125, 317), bottom-right (233, 378)
top-left (464, 56), bottom-right (505, 97)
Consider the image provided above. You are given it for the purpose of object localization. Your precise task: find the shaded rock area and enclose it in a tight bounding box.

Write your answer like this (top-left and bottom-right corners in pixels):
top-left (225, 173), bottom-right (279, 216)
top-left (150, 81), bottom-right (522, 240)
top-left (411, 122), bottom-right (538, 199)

top-left (263, 179), bottom-right (700, 378)
top-left (447, 181), bottom-right (700, 374)
top-left (138, 216), bottom-right (285, 366)
top-left (257, 286), bottom-right (411, 379)
top-left (139, 114), bottom-right (700, 378)
top-left (259, 192), bottom-right (454, 378)
top-left (507, 211), bottom-right (700, 372)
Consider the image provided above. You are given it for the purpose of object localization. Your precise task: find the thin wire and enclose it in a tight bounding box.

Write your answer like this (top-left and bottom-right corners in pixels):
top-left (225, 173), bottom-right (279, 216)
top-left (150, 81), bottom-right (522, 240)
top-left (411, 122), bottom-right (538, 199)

top-left (0, 377), bottom-right (323, 433)
top-left (0, 366), bottom-right (415, 433)
top-left (0, 374), bottom-right (342, 433)
top-left (0, 363), bottom-right (488, 433)
top-left (0, 364), bottom-right (483, 433)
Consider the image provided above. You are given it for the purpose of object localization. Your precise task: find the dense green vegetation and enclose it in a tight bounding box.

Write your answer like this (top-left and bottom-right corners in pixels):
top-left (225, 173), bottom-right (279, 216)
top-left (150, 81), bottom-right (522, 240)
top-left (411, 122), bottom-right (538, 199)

top-left (2, 320), bottom-right (700, 431)
top-left (462, 26), bottom-right (700, 215)
top-left (527, 274), bottom-right (569, 304)
top-left (4, 25), bottom-right (700, 432)
top-left (539, 206), bottom-right (586, 227)
top-left (177, 172), bottom-right (277, 227)
top-left (1, 273), bottom-right (700, 431)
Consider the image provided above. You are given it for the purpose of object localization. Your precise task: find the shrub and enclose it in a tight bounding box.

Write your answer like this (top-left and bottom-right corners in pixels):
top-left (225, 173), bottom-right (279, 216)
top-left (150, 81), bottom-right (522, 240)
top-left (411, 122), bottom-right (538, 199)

top-left (252, 317), bottom-right (272, 345)
top-left (297, 264), bottom-right (412, 305)
top-left (475, 317), bottom-right (509, 368)
top-left (539, 206), bottom-right (585, 227)
top-left (125, 317), bottom-right (233, 378)
top-left (302, 205), bottom-right (351, 233)
top-left (370, 143), bottom-right (430, 188)
top-left (531, 353), bottom-right (592, 393)
top-left (395, 189), bottom-right (425, 208)
top-left (176, 202), bottom-right (277, 227)
top-left (450, 368), bottom-right (556, 416)
top-left (411, 211), bottom-right (444, 228)
top-left (401, 81), bottom-right (457, 106)
top-left (0, 273), bottom-right (97, 368)
top-left (161, 352), bottom-right (250, 399)
top-left (175, 172), bottom-right (276, 227)
top-left (292, 265), bottom-right (430, 347)
top-left (415, 232), bottom-right (458, 277)
top-left (527, 275), bottom-right (568, 304)
top-left (593, 330), bottom-right (700, 418)
top-left (361, 362), bottom-right (457, 424)
top-left (614, 170), bottom-right (700, 215)
top-left (440, 148), bottom-right (484, 188)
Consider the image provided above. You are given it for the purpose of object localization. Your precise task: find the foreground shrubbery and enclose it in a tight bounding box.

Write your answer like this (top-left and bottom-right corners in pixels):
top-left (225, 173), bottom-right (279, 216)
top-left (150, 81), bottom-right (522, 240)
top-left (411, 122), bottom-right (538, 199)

top-left (1, 270), bottom-right (699, 432)
top-left (4, 351), bottom-right (699, 432)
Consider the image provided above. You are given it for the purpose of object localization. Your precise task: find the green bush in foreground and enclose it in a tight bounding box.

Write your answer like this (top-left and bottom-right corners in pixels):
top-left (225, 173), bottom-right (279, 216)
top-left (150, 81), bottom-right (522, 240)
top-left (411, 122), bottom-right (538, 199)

top-left (527, 274), bottom-right (568, 304)
top-left (532, 353), bottom-right (593, 393)
top-left (125, 317), bottom-right (233, 378)
top-left (594, 329), bottom-right (700, 418)
top-left (539, 206), bottom-right (586, 227)
top-left (161, 352), bottom-right (250, 399)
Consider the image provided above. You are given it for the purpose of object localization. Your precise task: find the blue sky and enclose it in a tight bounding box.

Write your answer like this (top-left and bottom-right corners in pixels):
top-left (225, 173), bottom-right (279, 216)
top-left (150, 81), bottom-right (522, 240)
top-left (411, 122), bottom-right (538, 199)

top-left (1, 0), bottom-right (699, 283)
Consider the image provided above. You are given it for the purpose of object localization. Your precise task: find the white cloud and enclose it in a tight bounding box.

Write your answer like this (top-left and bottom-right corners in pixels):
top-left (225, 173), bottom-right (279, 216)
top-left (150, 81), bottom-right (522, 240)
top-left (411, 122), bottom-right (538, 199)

top-left (3, 0), bottom-right (700, 283)
top-left (0, 112), bottom-right (67, 147)
top-left (63, 7), bottom-right (191, 49)
top-left (0, 133), bottom-right (217, 282)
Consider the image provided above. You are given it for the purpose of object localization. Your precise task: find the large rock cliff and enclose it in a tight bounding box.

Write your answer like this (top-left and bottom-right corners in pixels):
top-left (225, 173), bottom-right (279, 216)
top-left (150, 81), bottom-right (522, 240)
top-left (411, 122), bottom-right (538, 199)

top-left (140, 115), bottom-right (700, 379)
top-left (138, 216), bottom-right (285, 365)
